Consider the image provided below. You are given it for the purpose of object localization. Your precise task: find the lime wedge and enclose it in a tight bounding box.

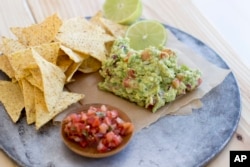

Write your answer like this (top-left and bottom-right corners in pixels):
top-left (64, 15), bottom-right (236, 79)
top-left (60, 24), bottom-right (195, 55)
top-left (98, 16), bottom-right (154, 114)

top-left (103, 0), bottom-right (142, 25)
top-left (125, 20), bottom-right (167, 50)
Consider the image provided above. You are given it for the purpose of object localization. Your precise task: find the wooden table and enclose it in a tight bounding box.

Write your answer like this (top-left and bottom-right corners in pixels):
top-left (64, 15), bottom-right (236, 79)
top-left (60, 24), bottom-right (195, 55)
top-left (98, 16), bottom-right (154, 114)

top-left (0, 0), bottom-right (249, 166)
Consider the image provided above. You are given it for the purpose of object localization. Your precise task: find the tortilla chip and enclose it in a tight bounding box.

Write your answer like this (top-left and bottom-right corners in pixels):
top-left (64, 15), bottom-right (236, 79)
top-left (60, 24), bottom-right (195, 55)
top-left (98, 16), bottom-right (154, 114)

top-left (59, 17), bottom-right (105, 34)
top-left (64, 61), bottom-right (83, 82)
top-left (1, 37), bottom-right (27, 55)
top-left (0, 80), bottom-right (24, 123)
top-left (56, 31), bottom-right (113, 62)
top-left (34, 87), bottom-right (84, 130)
top-left (27, 68), bottom-right (43, 90)
top-left (0, 55), bottom-right (15, 78)
top-left (56, 54), bottom-right (74, 72)
top-left (33, 42), bottom-right (60, 64)
top-left (7, 48), bottom-right (36, 80)
top-left (99, 17), bottom-right (128, 37)
top-left (90, 12), bottom-right (127, 38)
top-left (56, 16), bottom-right (114, 62)
top-left (34, 87), bottom-right (48, 129)
top-left (60, 45), bottom-right (87, 63)
top-left (89, 11), bottom-right (104, 26)
top-left (10, 14), bottom-right (62, 46)
top-left (78, 56), bottom-right (102, 73)
top-left (21, 79), bottom-right (36, 124)
top-left (32, 49), bottom-right (65, 112)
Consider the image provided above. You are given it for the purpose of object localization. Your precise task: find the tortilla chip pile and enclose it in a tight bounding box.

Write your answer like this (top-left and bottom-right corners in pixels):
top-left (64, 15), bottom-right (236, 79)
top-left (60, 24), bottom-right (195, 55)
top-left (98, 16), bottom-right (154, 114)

top-left (0, 13), bottom-right (127, 129)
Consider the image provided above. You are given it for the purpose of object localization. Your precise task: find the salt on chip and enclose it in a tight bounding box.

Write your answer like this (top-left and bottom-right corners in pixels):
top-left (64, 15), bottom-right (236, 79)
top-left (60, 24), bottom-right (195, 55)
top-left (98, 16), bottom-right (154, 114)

top-left (10, 14), bottom-right (62, 46)
top-left (0, 80), bottom-right (24, 123)
top-left (32, 49), bottom-right (65, 112)
top-left (34, 87), bottom-right (84, 129)
top-left (21, 79), bottom-right (36, 124)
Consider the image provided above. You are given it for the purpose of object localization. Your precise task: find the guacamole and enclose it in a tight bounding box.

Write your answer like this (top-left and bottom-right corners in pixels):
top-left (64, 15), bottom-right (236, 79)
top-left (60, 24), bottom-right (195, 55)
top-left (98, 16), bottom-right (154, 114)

top-left (98, 38), bottom-right (202, 112)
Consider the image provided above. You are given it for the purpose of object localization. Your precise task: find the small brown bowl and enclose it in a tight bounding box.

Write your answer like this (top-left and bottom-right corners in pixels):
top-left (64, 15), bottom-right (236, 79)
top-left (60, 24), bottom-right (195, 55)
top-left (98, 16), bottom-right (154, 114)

top-left (61, 103), bottom-right (134, 158)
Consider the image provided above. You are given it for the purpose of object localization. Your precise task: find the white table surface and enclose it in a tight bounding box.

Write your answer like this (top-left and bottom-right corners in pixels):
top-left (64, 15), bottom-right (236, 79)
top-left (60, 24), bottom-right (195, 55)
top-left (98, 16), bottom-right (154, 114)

top-left (192, 0), bottom-right (250, 68)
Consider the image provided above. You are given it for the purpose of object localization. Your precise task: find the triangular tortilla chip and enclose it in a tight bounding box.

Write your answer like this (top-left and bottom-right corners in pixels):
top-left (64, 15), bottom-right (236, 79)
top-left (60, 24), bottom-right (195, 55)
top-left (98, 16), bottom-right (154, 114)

top-left (64, 61), bottom-right (83, 82)
top-left (78, 56), bottom-right (101, 73)
top-left (32, 49), bottom-right (65, 112)
top-left (0, 55), bottom-right (15, 78)
top-left (99, 17), bottom-right (128, 38)
top-left (56, 31), bottom-right (112, 62)
top-left (21, 79), bottom-right (36, 124)
top-left (0, 80), bottom-right (24, 123)
top-left (7, 48), bottom-right (36, 80)
top-left (1, 37), bottom-right (27, 55)
top-left (33, 42), bottom-right (60, 64)
top-left (27, 68), bottom-right (43, 90)
top-left (56, 54), bottom-right (74, 72)
top-left (60, 45), bottom-right (87, 63)
top-left (56, 16), bottom-right (114, 62)
top-left (11, 14), bottom-right (62, 46)
top-left (90, 12), bottom-right (127, 38)
top-left (59, 17), bottom-right (105, 34)
top-left (34, 87), bottom-right (84, 130)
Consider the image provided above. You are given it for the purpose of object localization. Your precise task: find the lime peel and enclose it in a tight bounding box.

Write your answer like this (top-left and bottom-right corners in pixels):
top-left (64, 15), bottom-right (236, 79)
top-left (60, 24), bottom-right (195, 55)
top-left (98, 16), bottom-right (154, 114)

top-left (103, 0), bottom-right (142, 25)
top-left (125, 20), bottom-right (167, 50)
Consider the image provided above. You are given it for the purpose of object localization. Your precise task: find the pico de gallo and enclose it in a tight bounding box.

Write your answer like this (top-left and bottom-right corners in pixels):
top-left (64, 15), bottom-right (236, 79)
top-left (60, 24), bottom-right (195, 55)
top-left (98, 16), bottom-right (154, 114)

top-left (63, 104), bottom-right (134, 152)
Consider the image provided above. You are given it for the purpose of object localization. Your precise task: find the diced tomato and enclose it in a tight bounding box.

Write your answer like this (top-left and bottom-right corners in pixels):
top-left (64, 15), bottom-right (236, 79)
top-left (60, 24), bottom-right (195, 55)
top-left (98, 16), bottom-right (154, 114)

top-left (104, 131), bottom-right (122, 148)
top-left (141, 50), bottom-right (151, 61)
top-left (128, 69), bottom-right (136, 78)
top-left (97, 139), bottom-right (108, 152)
top-left (70, 113), bottom-right (81, 123)
top-left (120, 122), bottom-right (134, 135)
top-left (87, 106), bottom-right (97, 115)
top-left (103, 116), bottom-right (111, 126)
top-left (172, 78), bottom-right (180, 89)
top-left (80, 112), bottom-right (88, 122)
top-left (106, 110), bottom-right (118, 119)
top-left (79, 140), bottom-right (88, 148)
top-left (123, 77), bottom-right (132, 87)
top-left (87, 116), bottom-right (100, 127)
top-left (99, 123), bottom-right (108, 134)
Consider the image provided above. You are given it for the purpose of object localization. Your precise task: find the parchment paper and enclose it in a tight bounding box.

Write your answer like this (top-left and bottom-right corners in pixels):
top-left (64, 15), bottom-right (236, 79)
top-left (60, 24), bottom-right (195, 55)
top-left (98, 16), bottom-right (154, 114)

top-left (54, 30), bottom-right (230, 132)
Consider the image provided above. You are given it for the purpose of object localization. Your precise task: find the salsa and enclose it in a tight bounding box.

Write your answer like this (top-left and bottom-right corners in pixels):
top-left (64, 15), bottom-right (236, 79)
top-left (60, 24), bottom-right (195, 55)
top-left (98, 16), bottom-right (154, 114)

top-left (63, 105), bottom-right (134, 152)
top-left (98, 38), bottom-right (202, 112)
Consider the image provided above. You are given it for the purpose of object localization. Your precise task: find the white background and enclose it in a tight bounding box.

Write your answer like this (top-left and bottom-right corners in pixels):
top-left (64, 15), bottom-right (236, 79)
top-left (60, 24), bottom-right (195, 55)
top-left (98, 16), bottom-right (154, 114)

top-left (192, 0), bottom-right (250, 68)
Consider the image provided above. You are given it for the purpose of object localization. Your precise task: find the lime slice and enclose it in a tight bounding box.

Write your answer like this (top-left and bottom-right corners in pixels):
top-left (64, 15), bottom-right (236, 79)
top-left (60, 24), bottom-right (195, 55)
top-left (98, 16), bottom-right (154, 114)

top-left (103, 0), bottom-right (142, 25)
top-left (125, 20), bottom-right (167, 50)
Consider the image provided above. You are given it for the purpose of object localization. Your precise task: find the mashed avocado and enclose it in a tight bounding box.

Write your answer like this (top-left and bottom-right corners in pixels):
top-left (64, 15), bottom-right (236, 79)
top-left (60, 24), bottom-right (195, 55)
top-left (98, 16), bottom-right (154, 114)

top-left (98, 38), bottom-right (202, 112)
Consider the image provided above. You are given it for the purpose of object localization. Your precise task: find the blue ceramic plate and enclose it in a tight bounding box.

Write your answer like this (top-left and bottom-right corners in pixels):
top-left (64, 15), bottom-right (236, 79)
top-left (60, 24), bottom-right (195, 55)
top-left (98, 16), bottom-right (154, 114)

top-left (0, 24), bottom-right (241, 167)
